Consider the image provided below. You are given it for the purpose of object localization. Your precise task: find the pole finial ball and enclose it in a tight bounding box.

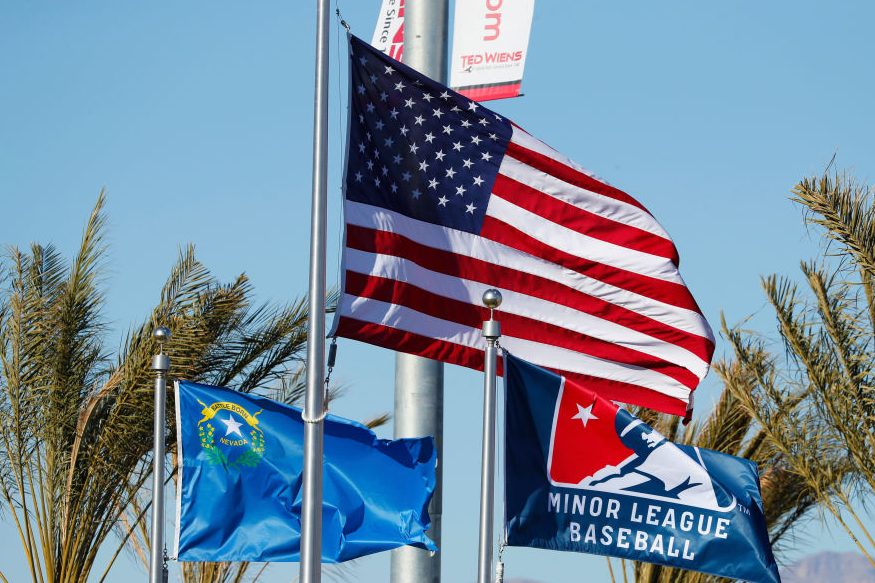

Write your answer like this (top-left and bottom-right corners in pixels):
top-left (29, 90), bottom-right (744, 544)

top-left (482, 288), bottom-right (503, 310)
top-left (153, 327), bottom-right (172, 343)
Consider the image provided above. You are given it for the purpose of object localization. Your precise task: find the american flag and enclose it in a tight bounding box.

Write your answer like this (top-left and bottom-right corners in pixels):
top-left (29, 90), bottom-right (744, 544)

top-left (332, 36), bottom-right (714, 416)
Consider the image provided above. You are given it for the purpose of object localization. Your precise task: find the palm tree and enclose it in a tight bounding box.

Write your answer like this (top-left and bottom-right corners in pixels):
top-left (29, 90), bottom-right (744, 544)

top-left (117, 368), bottom-right (383, 583)
top-left (621, 168), bottom-right (875, 582)
top-left (618, 367), bottom-right (830, 583)
top-left (720, 170), bottom-right (875, 566)
top-left (0, 193), bottom-right (328, 583)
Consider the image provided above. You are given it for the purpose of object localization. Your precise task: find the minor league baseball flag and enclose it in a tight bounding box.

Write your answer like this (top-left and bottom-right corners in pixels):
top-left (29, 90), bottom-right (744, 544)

top-left (504, 353), bottom-right (780, 583)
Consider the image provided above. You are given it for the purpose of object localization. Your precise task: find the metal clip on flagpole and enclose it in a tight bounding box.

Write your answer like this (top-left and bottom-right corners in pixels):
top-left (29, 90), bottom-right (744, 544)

top-left (477, 289), bottom-right (502, 583)
top-left (149, 327), bottom-right (171, 583)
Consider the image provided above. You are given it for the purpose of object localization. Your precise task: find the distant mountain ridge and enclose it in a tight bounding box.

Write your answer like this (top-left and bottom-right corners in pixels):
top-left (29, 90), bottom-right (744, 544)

top-left (782, 551), bottom-right (875, 583)
top-left (505, 551), bottom-right (875, 583)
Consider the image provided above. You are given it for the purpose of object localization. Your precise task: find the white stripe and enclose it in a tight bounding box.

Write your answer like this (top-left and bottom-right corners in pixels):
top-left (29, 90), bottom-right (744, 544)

top-left (345, 200), bottom-right (712, 339)
top-left (498, 155), bottom-right (671, 240)
top-left (339, 293), bottom-right (691, 401)
top-left (510, 126), bottom-right (628, 195)
top-left (344, 248), bottom-right (709, 376)
top-left (486, 195), bottom-right (687, 284)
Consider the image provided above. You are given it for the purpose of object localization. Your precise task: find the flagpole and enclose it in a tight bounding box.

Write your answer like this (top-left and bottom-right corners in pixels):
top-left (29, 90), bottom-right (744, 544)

top-left (300, 0), bottom-right (331, 580)
top-left (477, 289), bottom-right (502, 583)
top-left (149, 327), bottom-right (171, 583)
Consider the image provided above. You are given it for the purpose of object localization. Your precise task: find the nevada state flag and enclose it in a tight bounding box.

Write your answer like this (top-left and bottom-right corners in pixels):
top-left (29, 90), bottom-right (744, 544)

top-left (504, 354), bottom-right (780, 583)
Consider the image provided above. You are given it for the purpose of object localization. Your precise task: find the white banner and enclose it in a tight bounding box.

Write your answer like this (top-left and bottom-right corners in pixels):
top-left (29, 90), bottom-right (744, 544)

top-left (371, 0), bottom-right (405, 61)
top-left (450, 0), bottom-right (535, 102)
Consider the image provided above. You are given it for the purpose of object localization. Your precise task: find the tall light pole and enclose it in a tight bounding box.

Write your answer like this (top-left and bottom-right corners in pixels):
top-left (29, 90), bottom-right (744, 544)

top-left (390, 2), bottom-right (449, 582)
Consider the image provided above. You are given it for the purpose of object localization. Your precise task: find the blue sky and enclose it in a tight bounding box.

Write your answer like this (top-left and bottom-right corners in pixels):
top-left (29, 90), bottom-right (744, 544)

top-left (1, 1), bottom-right (873, 581)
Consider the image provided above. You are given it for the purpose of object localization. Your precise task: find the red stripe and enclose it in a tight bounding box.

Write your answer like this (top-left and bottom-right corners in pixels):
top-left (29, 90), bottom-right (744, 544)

top-left (333, 316), bottom-right (687, 417)
top-left (560, 369), bottom-right (687, 417)
top-left (506, 140), bottom-right (650, 214)
top-left (345, 225), bottom-right (714, 363)
top-left (480, 216), bottom-right (704, 314)
top-left (491, 174), bottom-right (680, 264)
top-left (457, 82), bottom-right (521, 102)
top-left (345, 271), bottom-right (702, 389)
top-left (334, 316), bottom-right (488, 371)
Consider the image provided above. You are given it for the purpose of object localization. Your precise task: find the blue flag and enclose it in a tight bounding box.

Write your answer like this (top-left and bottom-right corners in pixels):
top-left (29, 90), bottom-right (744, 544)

top-left (504, 354), bottom-right (780, 583)
top-left (173, 380), bottom-right (437, 562)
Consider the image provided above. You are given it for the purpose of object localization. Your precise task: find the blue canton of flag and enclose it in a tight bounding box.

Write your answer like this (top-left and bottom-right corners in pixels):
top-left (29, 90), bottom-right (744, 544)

top-left (504, 354), bottom-right (781, 583)
top-left (174, 380), bottom-right (437, 563)
top-left (346, 36), bottom-right (512, 234)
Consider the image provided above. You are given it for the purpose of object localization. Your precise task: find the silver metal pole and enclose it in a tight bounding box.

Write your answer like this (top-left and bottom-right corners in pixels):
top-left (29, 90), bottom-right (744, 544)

top-left (477, 290), bottom-right (503, 583)
top-left (390, 2), bottom-right (449, 583)
top-left (300, 0), bottom-right (331, 581)
top-left (391, 357), bottom-right (443, 583)
top-left (149, 327), bottom-right (171, 583)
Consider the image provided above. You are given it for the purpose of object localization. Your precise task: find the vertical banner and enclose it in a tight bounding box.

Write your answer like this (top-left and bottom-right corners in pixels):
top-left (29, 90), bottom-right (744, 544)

top-left (450, 0), bottom-right (535, 102)
top-left (371, 0), bottom-right (405, 61)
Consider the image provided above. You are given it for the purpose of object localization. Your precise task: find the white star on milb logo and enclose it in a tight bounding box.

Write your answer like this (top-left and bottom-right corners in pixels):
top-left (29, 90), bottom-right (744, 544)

top-left (571, 403), bottom-right (598, 428)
